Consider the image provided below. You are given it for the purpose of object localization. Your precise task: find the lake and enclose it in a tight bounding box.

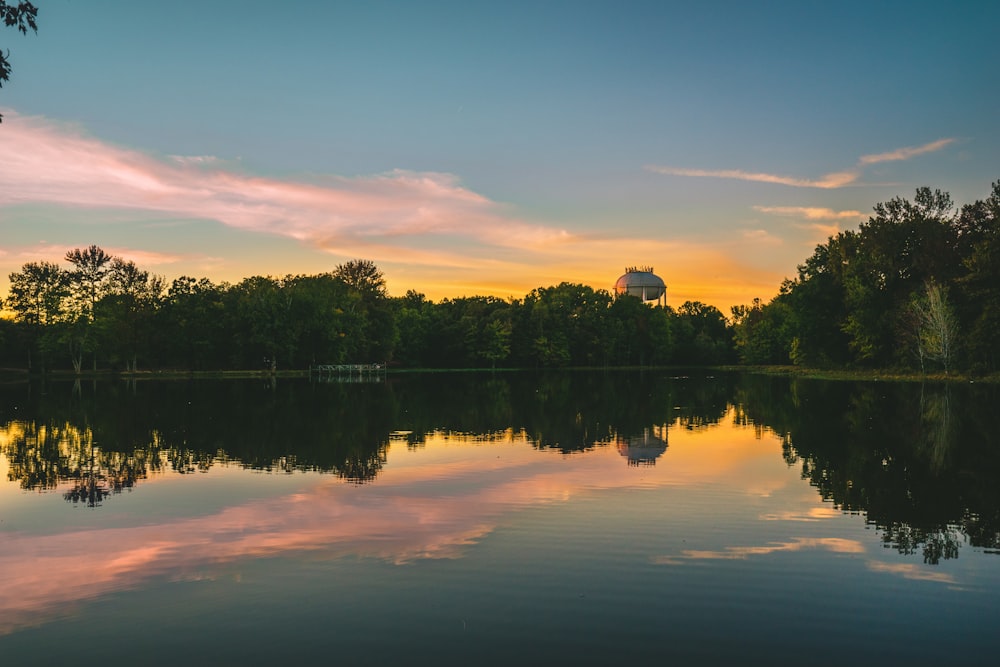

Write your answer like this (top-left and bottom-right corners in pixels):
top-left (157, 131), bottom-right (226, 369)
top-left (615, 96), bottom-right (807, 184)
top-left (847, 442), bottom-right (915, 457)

top-left (1, 371), bottom-right (998, 665)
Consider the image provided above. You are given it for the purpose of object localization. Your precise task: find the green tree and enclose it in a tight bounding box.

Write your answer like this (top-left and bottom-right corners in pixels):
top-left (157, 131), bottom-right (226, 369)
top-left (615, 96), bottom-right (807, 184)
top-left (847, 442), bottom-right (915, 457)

top-left (670, 301), bottom-right (733, 364)
top-left (479, 314), bottom-right (512, 370)
top-left (731, 297), bottom-right (793, 365)
top-left (331, 260), bottom-right (396, 362)
top-left (6, 260), bottom-right (68, 370)
top-left (908, 280), bottom-right (958, 374)
top-left (333, 259), bottom-right (387, 300)
top-left (64, 245), bottom-right (114, 372)
top-left (391, 290), bottom-right (433, 367)
top-left (159, 276), bottom-right (229, 369)
top-left (282, 273), bottom-right (355, 366)
top-left (101, 258), bottom-right (165, 371)
top-left (956, 181), bottom-right (1000, 372)
top-left (232, 276), bottom-right (293, 372)
top-left (608, 294), bottom-right (671, 366)
top-left (840, 188), bottom-right (958, 365)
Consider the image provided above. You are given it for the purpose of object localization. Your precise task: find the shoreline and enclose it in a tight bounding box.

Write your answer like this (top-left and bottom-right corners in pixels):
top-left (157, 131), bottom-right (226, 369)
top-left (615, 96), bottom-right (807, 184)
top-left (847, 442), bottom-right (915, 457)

top-left (1, 365), bottom-right (997, 384)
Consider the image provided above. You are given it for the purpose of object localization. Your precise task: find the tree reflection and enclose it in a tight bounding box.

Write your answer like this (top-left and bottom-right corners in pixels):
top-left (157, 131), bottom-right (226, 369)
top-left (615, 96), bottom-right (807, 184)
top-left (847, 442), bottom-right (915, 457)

top-left (736, 374), bottom-right (1000, 562)
top-left (3, 370), bottom-right (997, 564)
top-left (0, 371), bottom-right (736, 501)
top-left (2, 420), bottom-right (152, 506)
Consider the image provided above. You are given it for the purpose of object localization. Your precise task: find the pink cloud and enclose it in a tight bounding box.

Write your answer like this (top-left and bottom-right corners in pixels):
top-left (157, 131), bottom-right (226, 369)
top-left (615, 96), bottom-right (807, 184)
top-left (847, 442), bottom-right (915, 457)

top-left (0, 111), bottom-right (573, 262)
top-left (753, 206), bottom-right (866, 220)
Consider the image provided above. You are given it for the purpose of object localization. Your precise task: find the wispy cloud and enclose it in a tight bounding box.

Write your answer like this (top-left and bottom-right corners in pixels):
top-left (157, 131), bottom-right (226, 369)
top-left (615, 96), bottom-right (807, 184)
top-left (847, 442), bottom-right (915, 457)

top-left (0, 110), bottom-right (792, 309)
top-left (647, 137), bottom-right (955, 189)
top-left (0, 111), bottom-right (573, 264)
top-left (859, 138), bottom-right (955, 165)
top-left (752, 206), bottom-right (866, 220)
top-left (646, 166), bottom-right (859, 189)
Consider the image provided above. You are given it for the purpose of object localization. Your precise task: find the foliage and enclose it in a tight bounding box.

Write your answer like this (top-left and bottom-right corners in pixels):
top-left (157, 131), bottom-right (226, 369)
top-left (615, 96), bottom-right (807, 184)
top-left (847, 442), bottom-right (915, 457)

top-left (907, 280), bottom-right (958, 374)
top-left (3, 182), bottom-right (999, 374)
top-left (733, 181), bottom-right (1000, 374)
top-left (0, 1), bottom-right (37, 122)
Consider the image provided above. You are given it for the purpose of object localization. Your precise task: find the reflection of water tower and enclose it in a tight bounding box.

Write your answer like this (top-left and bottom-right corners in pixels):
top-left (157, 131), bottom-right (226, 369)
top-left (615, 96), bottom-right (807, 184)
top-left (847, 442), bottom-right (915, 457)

top-left (614, 266), bottom-right (667, 306)
top-left (615, 426), bottom-right (668, 466)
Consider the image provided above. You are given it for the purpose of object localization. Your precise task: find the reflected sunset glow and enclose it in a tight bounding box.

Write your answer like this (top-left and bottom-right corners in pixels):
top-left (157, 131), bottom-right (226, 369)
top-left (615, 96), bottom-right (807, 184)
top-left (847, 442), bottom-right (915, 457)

top-left (0, 411), bottom-right (806, 634)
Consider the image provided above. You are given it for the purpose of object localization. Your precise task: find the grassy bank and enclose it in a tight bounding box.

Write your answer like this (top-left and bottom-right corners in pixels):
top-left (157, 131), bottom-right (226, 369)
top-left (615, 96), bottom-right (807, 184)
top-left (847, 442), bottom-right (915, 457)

top-left (3, 365), bottom-right (999, 384)
top-left (721, 364), bottom-right (1000, 384)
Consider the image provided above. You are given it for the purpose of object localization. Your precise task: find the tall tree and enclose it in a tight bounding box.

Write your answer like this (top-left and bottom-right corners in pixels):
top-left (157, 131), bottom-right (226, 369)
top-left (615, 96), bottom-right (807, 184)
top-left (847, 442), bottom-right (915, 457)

top-left (159, 276), bottom-right (229, 369)
top-left (6, 260), bottom-right (68, 370)
top-left (102, 258), bottom-right (165, 371)
top-left (908, 280), bottom-right (958, 374)
top-left (64, 245), bottom-right (114, 372)
top-left (956, 181), bottom-right (1000, 372)
top-left (333, 259), bottom-right (387, 300)
top-left (332, 260), bottom-right (395, 362)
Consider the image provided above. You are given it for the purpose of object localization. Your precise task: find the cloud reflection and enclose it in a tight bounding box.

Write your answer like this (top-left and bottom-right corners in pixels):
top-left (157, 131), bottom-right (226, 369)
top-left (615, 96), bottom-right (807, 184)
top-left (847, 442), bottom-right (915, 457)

top-left (0, 411), bottom-right (828, 634)
top-left (0, 434), bottom-right (667, 634)
top-left (653, 537), bottom-right (866, 563)
top-left (866, 561), bottom-right (957, 584)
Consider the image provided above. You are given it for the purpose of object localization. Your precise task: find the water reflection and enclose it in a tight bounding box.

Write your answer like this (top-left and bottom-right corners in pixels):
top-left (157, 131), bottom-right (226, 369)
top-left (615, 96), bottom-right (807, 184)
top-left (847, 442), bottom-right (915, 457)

top-left (2, 372), bottom-right (998, 564)
top-left (607, 427), bottom-right (668, 466)
top-left (1, 373), bottom-right (732, 497)
top-left (2, 371), bottom-right (999, 654)
top-left (0, 424), bottom-right (704, 635)
top-left (735, 375), bottom-right (1000, 563)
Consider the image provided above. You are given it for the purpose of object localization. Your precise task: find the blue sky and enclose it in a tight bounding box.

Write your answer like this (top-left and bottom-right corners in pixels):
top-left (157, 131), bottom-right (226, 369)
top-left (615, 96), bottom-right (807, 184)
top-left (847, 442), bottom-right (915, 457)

top-left (2, 0), bottom-right (998, 308)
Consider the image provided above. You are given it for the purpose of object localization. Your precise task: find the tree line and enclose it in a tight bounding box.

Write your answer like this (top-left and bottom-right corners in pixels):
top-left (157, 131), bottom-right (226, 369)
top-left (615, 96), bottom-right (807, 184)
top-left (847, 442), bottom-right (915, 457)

top-left (0, 249), bottom-right (733, 372)
top-left (1, 180), bottom-right (997, 374)
top-left (731, 181), bottom-right (1000, 374)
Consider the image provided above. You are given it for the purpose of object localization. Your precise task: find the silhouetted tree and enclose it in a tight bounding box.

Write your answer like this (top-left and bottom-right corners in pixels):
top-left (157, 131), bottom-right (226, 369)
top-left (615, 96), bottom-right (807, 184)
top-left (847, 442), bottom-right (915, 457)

top-left (6, 260), bottom-right (68, 371)
top-left (333, 259), bottom-right (387, 300)
top-left (64, 245), bottom-right (114, 372)
top-left (0, 1), bottom-right (37, 122)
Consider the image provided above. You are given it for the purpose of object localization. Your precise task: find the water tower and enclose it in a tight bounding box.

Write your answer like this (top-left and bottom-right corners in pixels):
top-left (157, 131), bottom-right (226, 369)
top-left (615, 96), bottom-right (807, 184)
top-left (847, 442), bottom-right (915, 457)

top-left (614, 266), bottom-right (666, 306)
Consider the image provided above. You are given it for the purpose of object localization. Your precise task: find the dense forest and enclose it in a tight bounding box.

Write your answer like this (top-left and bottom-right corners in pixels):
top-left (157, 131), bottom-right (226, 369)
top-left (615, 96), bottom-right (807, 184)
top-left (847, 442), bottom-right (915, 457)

top-left (1, 181), bottom-right (997, 374)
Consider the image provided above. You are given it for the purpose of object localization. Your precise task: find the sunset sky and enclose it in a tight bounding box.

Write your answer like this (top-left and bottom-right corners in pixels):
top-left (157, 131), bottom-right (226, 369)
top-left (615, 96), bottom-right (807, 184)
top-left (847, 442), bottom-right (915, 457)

top-left (2, 0), bottom-right (998, 310)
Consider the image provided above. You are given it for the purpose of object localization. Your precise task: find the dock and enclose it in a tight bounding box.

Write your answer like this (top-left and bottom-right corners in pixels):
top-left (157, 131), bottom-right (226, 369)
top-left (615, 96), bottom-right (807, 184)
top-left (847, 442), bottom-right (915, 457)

top-left (309, 363), bottom-right (386, 382)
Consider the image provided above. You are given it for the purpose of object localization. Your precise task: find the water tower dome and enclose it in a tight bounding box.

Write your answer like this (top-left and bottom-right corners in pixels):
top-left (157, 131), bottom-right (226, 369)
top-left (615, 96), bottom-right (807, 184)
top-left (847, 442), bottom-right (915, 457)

top-left (614, 266), bottom-right (666, 305)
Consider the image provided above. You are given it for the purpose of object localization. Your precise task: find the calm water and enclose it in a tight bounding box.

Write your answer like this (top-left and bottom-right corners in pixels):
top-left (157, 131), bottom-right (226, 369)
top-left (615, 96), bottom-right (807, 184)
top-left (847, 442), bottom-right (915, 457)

top-left (1, 371), bottom-right (998, 665)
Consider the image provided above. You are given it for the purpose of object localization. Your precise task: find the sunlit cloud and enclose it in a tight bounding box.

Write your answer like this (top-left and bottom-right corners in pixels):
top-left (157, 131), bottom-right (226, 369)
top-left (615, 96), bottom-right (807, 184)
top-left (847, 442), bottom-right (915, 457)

top-left (750, 206), bottom-right (868, 243)
top-left (0, 111), bottom-right (573, 263)
top-left (0, 110), bottom-right (802, 309)
top-left (866, 560), bottom-right (956, 584)
top-left (645, 165), bottom-right (859, 189)
top-left (858, 138), bottom-right (955, 165)
top-left (753, 206), bottom-right (866, 220)
top-left (647, 137), bottom-right (955, 189)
